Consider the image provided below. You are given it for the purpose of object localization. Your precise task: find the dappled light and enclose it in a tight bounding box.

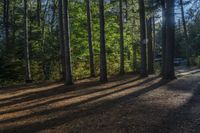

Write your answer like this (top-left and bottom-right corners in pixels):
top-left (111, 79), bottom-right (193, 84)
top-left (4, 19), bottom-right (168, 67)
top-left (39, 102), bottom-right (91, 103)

top-left (0, 68), bottom-right (199, 132)
top-left (0, 0), bottom-right (200, 132)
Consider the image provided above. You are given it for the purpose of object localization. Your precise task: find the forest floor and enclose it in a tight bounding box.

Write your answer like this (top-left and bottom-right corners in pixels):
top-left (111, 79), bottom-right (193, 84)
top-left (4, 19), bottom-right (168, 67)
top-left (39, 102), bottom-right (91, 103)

top-left (0, 67), bottom-right (200, 133)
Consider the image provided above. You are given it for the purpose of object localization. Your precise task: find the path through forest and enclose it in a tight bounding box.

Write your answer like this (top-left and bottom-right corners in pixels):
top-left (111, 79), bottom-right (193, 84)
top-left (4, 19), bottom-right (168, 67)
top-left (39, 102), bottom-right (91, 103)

top-left (0, 67), bottom-right (200, 133)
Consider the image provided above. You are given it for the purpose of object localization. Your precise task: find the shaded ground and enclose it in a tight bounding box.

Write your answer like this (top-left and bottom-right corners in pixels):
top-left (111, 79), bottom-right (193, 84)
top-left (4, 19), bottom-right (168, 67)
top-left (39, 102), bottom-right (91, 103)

top-left (0, 67), bottom-right (200, 133)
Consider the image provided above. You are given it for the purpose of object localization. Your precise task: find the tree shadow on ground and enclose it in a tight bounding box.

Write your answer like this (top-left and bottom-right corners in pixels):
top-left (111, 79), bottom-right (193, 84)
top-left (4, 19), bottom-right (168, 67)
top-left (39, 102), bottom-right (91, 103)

top-left (0, 74), bottom-right (142, 102)
top-left (152, 73), bottom-right (200, 133)
top-left (0, 76), bottom-right (158, 121)
top-left (0, 76), bottom-right (169, 133)
top-left (0, 76), bottom-right (143, 108)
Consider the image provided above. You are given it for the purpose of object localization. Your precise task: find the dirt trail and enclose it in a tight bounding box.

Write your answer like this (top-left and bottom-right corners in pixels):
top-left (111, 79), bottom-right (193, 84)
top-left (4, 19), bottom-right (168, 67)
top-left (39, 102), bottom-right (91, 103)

top-left (0, 67), bottom-right (199, 133)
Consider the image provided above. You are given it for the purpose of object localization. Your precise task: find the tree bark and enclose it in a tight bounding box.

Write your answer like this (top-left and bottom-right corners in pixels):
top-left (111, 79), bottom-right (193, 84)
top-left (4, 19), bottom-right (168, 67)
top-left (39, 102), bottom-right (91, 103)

top-left (63, 0), bottom-right (73, 85)
top-left (3, 0), bottom-right (6, 25)
top-left (180, 0), bottom-right (190, 65)
top-left (138, 0), bottom-right (147, 77)
top-left (152, 15), bottom-right (156, 59)
top-left (125, 0), bottom-right (128, 20)
top-left (24, 0), bottom-right (32, 83)
top-left (58, 0), bottom-right (66, 81)
top-left (11, 0), bottom-right (16, 47)
top-left (86, 0), bottom-right (95, 77)
top-left (161, 0), bottom-right (166, 75)
top-left (99, 0), bottom-right (107, 82)
top-left (131, 0), bottom-right (137, 72)
top-left (163, 0), bottom-right (175, 79)
top-left (3, 0), bottom-right (9, 48)
top-left (37, 0), bottom-right (41, 26)
top-left (119, 0), bottom-right (125, 74)
top-left (147, 17), bottom-right (154, 74)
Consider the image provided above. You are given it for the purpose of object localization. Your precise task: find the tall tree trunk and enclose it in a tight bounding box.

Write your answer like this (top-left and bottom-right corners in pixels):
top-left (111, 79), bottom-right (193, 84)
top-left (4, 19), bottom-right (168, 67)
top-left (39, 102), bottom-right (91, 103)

top-left (161, 0), bottom-right (166, 75)
top-left (180, 0), bottom-right (189, 65)
top-left (119, 0), bottom-right (125, 74)
top-left (86, 0), bottom-right (95, 77)
top-left (41, 0), bottom-right (50, 80)
top-left (24, 0), bottom-right (32, 83)
top-left (138, 0), bottom-right (147, 77)
top-left (37, 0), bottom-right (41, 26)
top-left (125, 0), bottom-right (128, 20)
top-left (99, 0), bottom-right (107, 82)
top-left (3, 0), bottom-right (6, 25)
top-left (163, 0), bottom-right (175, 79)
top-left (152, 15), bottom-right (156, 59)
top-left (147, 17), bottom-right (154, 74)
top-left (50, 0), bottom-right (56, 33)
top-left (3, 0), bottom-right (9, 48)
top-left (11, 1), bottom-right (16, 47)
top-left (132, 26), bottom-right (137, 72)
top-left (131, 0), bottom-right (137, 72)
top-left (63, 0), bottom-right (73, 85)
top-left (58, 0), bottom-right (65, 80)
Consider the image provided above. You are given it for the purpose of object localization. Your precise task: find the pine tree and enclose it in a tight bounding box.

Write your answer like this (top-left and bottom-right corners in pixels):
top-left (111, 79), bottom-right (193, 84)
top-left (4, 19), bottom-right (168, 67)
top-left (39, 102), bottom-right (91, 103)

top-left (86, 0), bottom-right (95, 77)
top-left (138, 0), bottom-right (147, 77)
top-left (99, 0), bottom-right (107, 82)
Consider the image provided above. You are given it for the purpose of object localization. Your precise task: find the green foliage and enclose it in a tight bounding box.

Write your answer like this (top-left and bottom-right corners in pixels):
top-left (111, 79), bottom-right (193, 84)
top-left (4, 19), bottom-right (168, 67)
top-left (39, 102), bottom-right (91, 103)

top-left (1, 0), bottom-right (199, 87)
top-left (0, 0), bottom-right (140, 86)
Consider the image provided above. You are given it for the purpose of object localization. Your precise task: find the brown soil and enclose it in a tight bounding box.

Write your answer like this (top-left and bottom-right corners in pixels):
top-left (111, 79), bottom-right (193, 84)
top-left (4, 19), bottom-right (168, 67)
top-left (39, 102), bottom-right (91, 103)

top-left (0, 67), bottom-right (200, 133)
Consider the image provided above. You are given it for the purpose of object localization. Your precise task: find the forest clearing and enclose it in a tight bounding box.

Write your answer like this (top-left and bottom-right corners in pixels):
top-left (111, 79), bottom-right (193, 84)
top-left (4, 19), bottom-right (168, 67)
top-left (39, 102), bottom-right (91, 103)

top-left (0, 0), bottom-right (200, 132)
top-left (0, 67), bottom-right (200, 133)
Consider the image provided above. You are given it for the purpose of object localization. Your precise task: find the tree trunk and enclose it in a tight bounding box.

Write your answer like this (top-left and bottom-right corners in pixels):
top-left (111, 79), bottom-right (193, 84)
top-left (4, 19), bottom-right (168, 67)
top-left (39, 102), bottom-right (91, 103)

top-left (24, 0), bottom-right (32, 83)
top-left (138, 0), bottom-right (147, 77)
top-left (41, 0), bottom-right (50, 80)
top-left (132, 43), bottom-right (137, 72)
top-left (131, 0), bottom-right (137, 72)
top-left (119, 0), bottom-right (125, 74)
top-left (63, 0), bottom-right (73, 85)
top-left (180, 0), bottom-right (189, 65)
top-left (37, 0), bottom-right (41, 26)
top-left (147, 17), bottom-right (154, 74)
top-left (163, 0), bottom-right (175, 79)
top-left (58, 0), bottom-right (66, 81)
top-left (161, 0), bottom-right (166, 75)
top-left (152, 15), bottom-right (156, 59)
top-left (3, 0), bottom-right (9, 48)
top-left (125, 0), bottom-right (128, 20)
top-left (86, 0), bottom-right (95, 77)
top-left (3, 0), bottom-right (6, 25)
top-left (50, 0), bottom-right (56, 33)
top-left (11, 1), bottom-right (16, 47)
top-left (99, 0), bottom-right (107, 82)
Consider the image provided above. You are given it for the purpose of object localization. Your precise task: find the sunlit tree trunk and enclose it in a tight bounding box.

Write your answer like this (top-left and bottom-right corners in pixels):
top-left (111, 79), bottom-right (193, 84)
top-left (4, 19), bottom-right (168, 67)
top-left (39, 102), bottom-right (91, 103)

top-left (99, 0), bottom-right (107, 82)
top-left (86, 0), bottom-right (95, 77)
top-left (24, 0), bottom-right (32, 83)
top-left (63, 0), bottom-right (73, 85)
top-left (138, 0), bottom-right (147, 77)
top-left (119, 0), bottom-right (125, 74)
top-left (163, 0), bottom-right (175, 79)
